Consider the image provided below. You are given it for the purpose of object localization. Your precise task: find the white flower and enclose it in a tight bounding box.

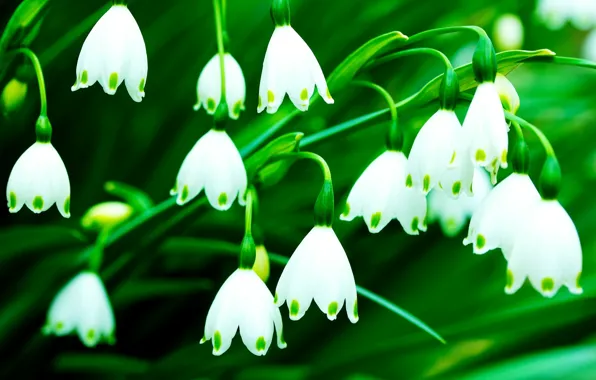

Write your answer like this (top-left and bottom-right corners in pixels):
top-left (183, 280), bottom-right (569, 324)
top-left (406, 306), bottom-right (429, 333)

top-left (6, 142), bottom-right (70, 217)
top-left (407, 109), bottom-right (461, 194)
top-left (536, 0), bottom-right (596, 30)
top-left (71, 4), bottom-right (147, 102)
top-left (427, 168), bottom-right (492, 237)
top-left (582, 29), bottom-right (596, 62)
top-left (171, 129), bottom-right (247, 210)
top-left (42, 271), bottom-right (115, 347)
top-left (258, 25), bottom-right (333, 114)
top-left (494, 74), bottom-right (520, 114)
top-left (201, 269), bottom-right (286, 356)
top-left (463, 173), bottom-right (540, 256)
top-left (437, 134), bottom-right (476, 199)
top-left (463, 82), bottom-right (509, 184)
top-left (340, 150), bottom-right (427, 234)
top-left (275, 226), bottom-right (358, 323)
top-left (493, 13), bottom-right (524, 51)
top-left (505, 199), bottom-right (583, 297)
top-left (193, 53), bottom-right (246, 120)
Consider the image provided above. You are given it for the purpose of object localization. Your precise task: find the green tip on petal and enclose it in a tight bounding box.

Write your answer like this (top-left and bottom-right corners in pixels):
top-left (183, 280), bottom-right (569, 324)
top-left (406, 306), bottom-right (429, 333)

top-left (32, 196), bottom-right (44, 211)
top-left (258, 96), bottom-right (263, 109)
top-left (55, 321), bottom-right (64, 331)
top-left (181, 185), bottom-right (189, 203)
top-left (273, 293), bottom-right (278, 304)
top-left (86, 329), bottom-right (96, 344)
top-left (256, 336), bottom-right (266, 352)
top-left (576, 272), bottom-right (582, 289)
top-left (501, 149), bottom-right (508, 164)
top-left (353, 299), bottom-right (359, 319)
top-left (449, 151), bottom-right (456, 164)
top-left (81, 70), bottom-right (88, 85)
top-left (63, 197), bottom-right (71, 215)
top-left (232, 100), bottom-right (243, 118)
top-left (267, 90), bottom-right (275, 104)
top-left (476, 234), bottom-right (486, 250)
top-left (506, 269), bottom-right (514, 289)
top-left (328, 301), bottom-right (338, 317)
top-left (370, 212), bottom-right (382, 229)
top-left (108, 72), bottom-right (119, 91)
top-left (411, 217), bottom-right (419, 233)
top-left (213, 331), bottom-right (222, 351)
top-left (218, 192), bottom-right (228, 206)
top-left (423, 175), bottom-right (431, 192)
top-left (8, 191), bottom-right (17, 210)
top-left (326, 88), bottom-right (333, 101)
top-left (207, 98), bottom-right (216, 113)
top-left (541, 277), bottom-right (555, 293)
top-left (475, 149), bottom-right (487, 162)
top-left (342, 202), bottom-right (351, 217)
top-left (452, 181), bottom-right (461, 196)
top-left (405, 174), bottom-right (413, 188)
top-left (300, 88), bottom-right (308, 101)
top-left (290, 300), bottom-right (300, 317)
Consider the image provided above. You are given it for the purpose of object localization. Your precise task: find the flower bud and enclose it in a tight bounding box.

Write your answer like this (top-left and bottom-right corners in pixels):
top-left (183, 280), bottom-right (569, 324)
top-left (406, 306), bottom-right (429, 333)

top-left (1, 78), bottom-right (27, 116)
top-left (253, 245), bottom-right (270, 282)
top-left (472, 36), bottom-right (497, 83)
top-left (270, 0), bottom-right (291, 26)
top-left (81, 201), bottom-right (134, 231)
top-left (539, 155), bottom-right (562, 200)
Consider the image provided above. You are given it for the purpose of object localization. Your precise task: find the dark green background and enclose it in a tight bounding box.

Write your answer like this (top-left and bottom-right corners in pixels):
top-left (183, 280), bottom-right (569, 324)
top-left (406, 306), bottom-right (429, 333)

top-left (1, 0), bottom-right (596, 378)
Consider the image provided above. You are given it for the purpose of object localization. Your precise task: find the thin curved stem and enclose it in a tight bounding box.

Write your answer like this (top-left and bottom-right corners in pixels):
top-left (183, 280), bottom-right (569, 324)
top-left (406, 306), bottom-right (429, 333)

top-left (366, 47), bottom-right (453, 71)
top-left (244, 186), bottom-right (255, 236)
top-left (504, 110), bottom-right (556, 157)
top-left (213, 0), bottom-right (226, 100)
top-left (351, 80), bottom-right (397, 127)
top-left (13, 48), bottom-right (47, 116)
top-left (272, 151), bottom-right (332, 182)
top-left (403, 25), bottom-right (488, 46)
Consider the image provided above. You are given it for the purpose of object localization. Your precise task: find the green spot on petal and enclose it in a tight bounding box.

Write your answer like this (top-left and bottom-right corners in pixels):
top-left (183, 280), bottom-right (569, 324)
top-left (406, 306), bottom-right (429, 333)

top-left (267, 90), bottom-right (275, 104)
top-left (108, 72), bottom-right (118, 91)
top-left (279, 330), bottom-right (286, 345)
top-left (452, 181), bottom-right (461, 196)
top-left (232, 100), bottom-right (243, 118)
top-left (86, 329), bottom-right (95, 341)
top-left (273, 293), bottom-right (278, 304)
top-left (214, 331), bottom-right (222, 351)
top-left (469, 182), bottom-right (474, 193)
top-left (422, 216), bottom-right (428, 229)
top-left (181, 185), bottom-right (189, 202)
top-left (541, 277), bottom-right (555, 292)
top-left (9, 191), bottom-right (17, 209)
top-left (342, 202), bottom-right (351, 217)
top-left (475, 149), bottom-right (486, 162)
top-left (207, 98), bottom-right (216, 112)
top-left (139, 78), bottom-right (145, 93)
top-left (218, 192), bottom-right (228, 206)
top-left (353, 299), bottom-right (359, 319)
top-left (32, 196), bottom-right (44, 211)
top-left (405, 174), bottom-right (413, 188)
top-left (506, 269), bottom-right (514, 289)
top-left (411, 217), bottom-right (419, 233)
top-left (576, 272), bottom-right (582, 289)
top-left (370, 212), bottom-right (382, 229)
top-left (326, 88), bottom-right (332, 100)
top-left (300, 88), bottom-right (308, 101)
top-left (290, 300), bottom-right (300, 317)
top-left (258, 96), bottom-right (262, 109)
top-left (256, 336), bottom-right (266, 352)
top-left (501, 149), bottom-right (508, 164)
top-left (81, 70), bottom-right (88, 85)
top-left (423, 175), bottom-right (430, 192)
top-left (476, 234), bottom-right (486, 250)
top-left (63, 196), bottom-right (71, 215)
top-left (328, 302), bottom-right (338, 317)
top-left (55, 321), bottom-right (64, 331)
top-left (449, 151), bottom-right (456, 164)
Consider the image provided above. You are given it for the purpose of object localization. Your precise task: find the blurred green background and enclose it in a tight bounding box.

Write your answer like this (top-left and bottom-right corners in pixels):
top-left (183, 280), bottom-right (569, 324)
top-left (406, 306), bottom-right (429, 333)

top-left (1, 0), bottom-right (596, 378)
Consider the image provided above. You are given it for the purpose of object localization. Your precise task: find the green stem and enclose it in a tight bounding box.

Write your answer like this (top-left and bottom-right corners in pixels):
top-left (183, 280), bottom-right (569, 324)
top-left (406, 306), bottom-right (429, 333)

top-left (403, 25), bottom-right (488, 46)
top-left (12, 48), bottom-right (47, 116)
top-left (89, 228), bottom-right (111, 271)
top-left (527, 55), bottom-right (596, 69)
top-left (504, 110), bottom-right (556, 158)
top-left (213, 0), bottom-right (226, 99)
top-left (221, 0), bottom-right (227, 32)
top-left (244, 186), bottom-right (254, 236)
top-left (272, 151), bottom-right (332, 182)
top-left (366, 47), bottom-right (453, 71)
top-left (511, 120), bottom-right (524, 140)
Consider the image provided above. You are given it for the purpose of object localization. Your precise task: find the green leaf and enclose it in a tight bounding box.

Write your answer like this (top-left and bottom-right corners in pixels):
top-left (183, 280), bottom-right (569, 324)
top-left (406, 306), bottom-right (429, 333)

top-left (399, 49), bottom-right (556, 111)
top-left (327, 31), bottom-right (409, 92)
top-left (104, 180), bottom-right (154, 211)
top-left (245, 132), bottom-right (304, 181)
top-left (255, 156), bottom-right (299, 188)
top-left (111, 278), bottom-right (212, 306)
top-left (0, 225), bottom-right (87, 261)
top-left (0, 0), bottom-right (49, 55)
top-left (54, 353), bottom-right (149, 375)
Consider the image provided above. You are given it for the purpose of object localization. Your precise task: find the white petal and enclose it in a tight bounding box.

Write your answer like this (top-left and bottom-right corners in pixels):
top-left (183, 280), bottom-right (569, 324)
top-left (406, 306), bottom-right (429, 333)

top-left (6, 142), bottom-right (71, 217)
top-left (121, 7), bottom-right (147, 102)
top-left (407, 109), bottom-right (460, 194)
top-left (437, 128), bottom-right (475, 198)
top-left (394, 186), bottom-right (427, 235)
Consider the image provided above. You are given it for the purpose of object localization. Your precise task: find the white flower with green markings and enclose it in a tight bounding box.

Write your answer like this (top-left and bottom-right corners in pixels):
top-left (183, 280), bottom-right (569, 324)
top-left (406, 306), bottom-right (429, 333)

top-left (407, 109), bottom-right (461, 194)
top-left (42, 271), bottom-right (115, 347)
top-left (171, 129), bottom-right (247, 210)
top-left (6, 141), bottom-right (70, 218)
top-left (71, 4), bottom-right (147, 102)
top-left (463, 81), bottom-right (509, 184)
top-left (201, 268), bottom-right (286, 356)
top-left (194, 53), bottom-right (246, 119)
top-left (275, 226), bottom-right (359, 323)
top-left (258, 25), bottom-right (333, 114)
top-left (504, 199), bottom-right (583, 297)
top-left (341, 150), bottom-right (427, 234)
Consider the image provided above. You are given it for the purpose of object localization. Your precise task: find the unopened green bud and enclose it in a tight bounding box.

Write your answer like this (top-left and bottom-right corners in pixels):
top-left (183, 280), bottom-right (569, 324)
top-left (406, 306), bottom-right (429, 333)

top-left (472, 35), bottom-right (498, 83)
top-left (81, 201), bottom-right (134, 231)
top-left (439, 67), bottom-right (459, 110)
top-left (1, 78), bottom-right (28, 116)
top-left (271, 0), bottom-right (291, 26)
top-left (35, 115), bottom-right (52, 143)
top-left (314, 179), bottom-right (334, 227)
top-left (386, 119), bottom-right (403, 152)
top-left (253, 245), bottom-right (270, 282)
top-left (539, 155), bottom-right (562, 200)
top-left (512, 137), bottom-right (530, 174)
top-left (239, 233), bottom-right (257, 269)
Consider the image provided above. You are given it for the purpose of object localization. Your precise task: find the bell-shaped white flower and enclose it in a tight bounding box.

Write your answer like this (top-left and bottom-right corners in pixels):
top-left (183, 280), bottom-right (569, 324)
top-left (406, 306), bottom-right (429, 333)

top-left (193, 53), bottom-right (246, 120)
top-left (258, 25), bottom-right (333, 114)
top-left (427, 168), bottom-right (492, 237)
top-left (493, 13), bottom-right (524, 51)
top-left (463, 173), bottom-right (540, 256)
top-left (171, 129), bottom-right (247, 211)
top-left (505, 199), bottom-right (583, 297)
top-left (71, 4), bottom-right (147, 102)
top-left (201, 268), bottom-right (286, 356)
top-left (6, 142), bottom-right (70, 217)
top-left (463, 82), bottom-right (509, 184)
top-left (437, 134), bottom-right (476, 199)
top-left (407, 109), bottom-right (461, 194)
top-left (340, 150), bottom-right (427, 234)
top-left (42, 271), bottom-right (115, 347)
top-left (275, 226), bottom-right (359, 323)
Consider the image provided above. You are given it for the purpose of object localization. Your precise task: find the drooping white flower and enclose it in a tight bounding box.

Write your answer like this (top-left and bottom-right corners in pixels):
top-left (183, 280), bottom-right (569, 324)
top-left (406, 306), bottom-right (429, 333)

top-left (71, 4), bottom-right (147, 102)
top-left (582, 28), bottom-right (596, 62)
top-left (275, 226), bottom-right (358, 323)
top-left (463, 173), bottom-right (540, 256)
top-left (193, 53), bottom-right (246, 120)
top-left (42, 271), bottom-right (115, 347)
top-left (340, 150), bottom-right (427, 234)
top-left (258, 25), bottom-right (333, 114)
top-left (427, 168), bottom-right (492, 237)
top-left (6, 142), bottom-right (70, 217)
top-left (437, 133), bottom-right (476, 199)
top-left (493, 13), bottom-right (524, 51)
top-left (201, 268), bottom-right (286, 356)
top-left (463, 82), bottom-right (509, 184)
top-left (171, 129), bottom-right (247, 210)
top-left (407, 109), bottom-right (461, 194)
top-left (505, 199), bottom-right (583, 297)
